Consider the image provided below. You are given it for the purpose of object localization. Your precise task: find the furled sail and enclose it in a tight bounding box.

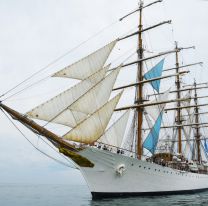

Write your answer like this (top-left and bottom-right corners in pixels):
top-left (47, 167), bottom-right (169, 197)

top-left (144, 59), bottom-right (165, 93)
top-left (98, 110), bottom-right (130, 148)
top-left (46, 67), bottom-right (120, 127)
top-left (26, 66), bottom-right (109, 123)
top-left (52, 40), bottom-right (117, 80)
top-left (143, 111), bottom-right (163, 154)
top-left (62, 92), bottom-right (122, 144)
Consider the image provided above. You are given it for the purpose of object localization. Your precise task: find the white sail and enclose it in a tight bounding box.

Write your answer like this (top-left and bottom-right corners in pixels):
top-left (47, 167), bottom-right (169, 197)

top-left (181, 90), bottom-right (192, 113)
top-left (183, 115), bottom-right (194, 159)
top-left (70, 68), bottom-right (120, 114)
top-left (145, 89), bottom-right (170, 121)
top-left (63, 92), bottom-right (122, 144)
top-left (52, 40), bottom-right (117, 80)
top-left (49, 67), bottom-right (120, 127)
top-left (98, 110), bottom-right (130, 148)
top-left (52, 110), bottom-right (86, 128)
top-left (27, 66), bottom-right (109, 122)
top-left (182, 91), bottom-right (194, 158)
top-left (123, 111), bottom-right (137, 157)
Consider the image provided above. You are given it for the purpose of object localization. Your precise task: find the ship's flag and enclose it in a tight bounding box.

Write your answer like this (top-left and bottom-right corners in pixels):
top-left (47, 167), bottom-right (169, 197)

top-left (143, 111), bottom-right (163, 154)
top-left (144, 59), bottom-right (165, 93)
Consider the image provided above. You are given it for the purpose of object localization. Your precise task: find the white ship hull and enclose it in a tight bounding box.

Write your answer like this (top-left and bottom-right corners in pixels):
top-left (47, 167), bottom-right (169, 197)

top-left (78, 147), bottom-right (208, 199)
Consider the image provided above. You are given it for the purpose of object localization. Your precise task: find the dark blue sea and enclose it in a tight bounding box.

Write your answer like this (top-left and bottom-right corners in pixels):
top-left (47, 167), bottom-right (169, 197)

top-left (0, 183), bottom-right (208, 206)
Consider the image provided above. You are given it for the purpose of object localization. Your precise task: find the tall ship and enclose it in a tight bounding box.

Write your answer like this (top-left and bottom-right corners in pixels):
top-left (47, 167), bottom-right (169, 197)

top-left (1, 0), bottom-right (208, 199)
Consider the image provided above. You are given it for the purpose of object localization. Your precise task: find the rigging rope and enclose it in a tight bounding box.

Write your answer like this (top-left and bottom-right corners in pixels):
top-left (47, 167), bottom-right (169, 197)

top-left (2, 23), bottom-right (138, 102)
top-left (0, 20), bottom-right (119, 101)
top-left (199, 115), bottom-right (208, 161)
top-left (2, 77), bottom-right (50, 102)
top-left (142, 14), bottom-right (174, 150)
top-left (0, 109), bottom-right (78, 170)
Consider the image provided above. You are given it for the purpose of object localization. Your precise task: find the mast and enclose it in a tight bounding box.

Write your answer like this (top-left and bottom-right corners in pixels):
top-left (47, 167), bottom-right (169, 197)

top-left (137, 0), bottom-right (144, 159)
top-left (194, 80), bottom-right (201, 162)
top-left (119, 1), bottom-right (183, 159)
top-left (175, 42), bottom-right (182, 154)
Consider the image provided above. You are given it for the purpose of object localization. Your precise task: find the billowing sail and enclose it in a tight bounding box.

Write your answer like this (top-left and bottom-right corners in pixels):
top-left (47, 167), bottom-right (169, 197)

top-left (52, 40), bottom-right (117, 80)
top-left (98, 110), bottom-right (130, 148)
top-left (48, 67), bottom-right (120, 127)
top-left (144, 59), bottom-right (165, 92)
top-left (63, 92), bottom-right (122, 144)
top-left (27, 66), bottom-right (109, 123)
top-left (143, 112), bottom-right (163, 154)
top-left (69, 67), bottom-right (120, 114)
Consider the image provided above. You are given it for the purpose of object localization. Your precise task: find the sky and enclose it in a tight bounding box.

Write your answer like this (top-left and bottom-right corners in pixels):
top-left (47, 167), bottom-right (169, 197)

top-left (0, 0), bottom-right (208, 185)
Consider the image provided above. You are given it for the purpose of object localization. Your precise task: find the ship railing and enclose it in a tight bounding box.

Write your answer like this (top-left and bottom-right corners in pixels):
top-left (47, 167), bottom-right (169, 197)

top-left (91, 141), bottom-right (152, 160)
top-left (78, 142), bottom-right (208, 174)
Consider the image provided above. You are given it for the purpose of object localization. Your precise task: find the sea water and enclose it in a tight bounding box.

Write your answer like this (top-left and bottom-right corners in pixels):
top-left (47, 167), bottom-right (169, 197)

top-left (0, 183), bottom-right (208, 206)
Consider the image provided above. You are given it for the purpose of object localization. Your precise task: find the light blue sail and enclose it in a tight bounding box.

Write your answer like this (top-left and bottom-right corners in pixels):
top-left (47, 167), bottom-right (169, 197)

top-left (144, 59), bottom-right (165, 93)
top-left (143, 112), bottom-right (163, 154)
